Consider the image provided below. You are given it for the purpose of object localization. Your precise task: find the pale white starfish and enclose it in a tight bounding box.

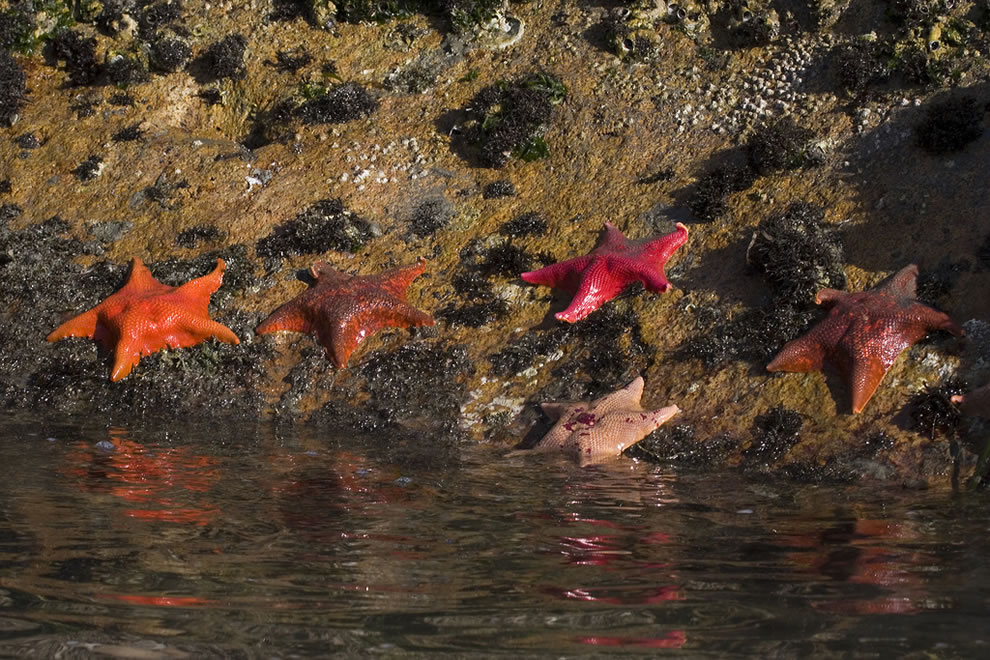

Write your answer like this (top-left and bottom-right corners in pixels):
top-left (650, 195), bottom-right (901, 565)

top-left (511, 376), bottom-right (679, 466)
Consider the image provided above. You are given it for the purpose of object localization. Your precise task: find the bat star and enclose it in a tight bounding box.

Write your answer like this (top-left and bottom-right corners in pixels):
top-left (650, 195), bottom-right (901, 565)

top-left (511, 376), bottom-right (680, 466)
top-left (521, 222), bottom-right (688, 323)
top-left (47, 257), bottom-right (239, 381)
top-left (255, 258), bottom-right (435, 368)
top-left (767, 264), bottom-right (963, 414)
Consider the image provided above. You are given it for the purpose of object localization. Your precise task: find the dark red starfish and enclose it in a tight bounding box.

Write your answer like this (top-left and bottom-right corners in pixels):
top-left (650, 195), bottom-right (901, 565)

top-left (255, 258), bottom-right (435, 368)
top-left (767, 264), bottom-right (963, 414)
top-left (521, 222), bottom-right (689, 323)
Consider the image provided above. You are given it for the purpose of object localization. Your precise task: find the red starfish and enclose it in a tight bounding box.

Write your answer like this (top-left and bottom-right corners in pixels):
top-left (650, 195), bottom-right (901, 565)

top-left (767, 264), bottom-right (963, 414)
top-left (255, 258), bottom-right (435, 368)
top-left (520, 222), bottom-right (688, 322)
top-left (47, 258), bottom-right (240, 381)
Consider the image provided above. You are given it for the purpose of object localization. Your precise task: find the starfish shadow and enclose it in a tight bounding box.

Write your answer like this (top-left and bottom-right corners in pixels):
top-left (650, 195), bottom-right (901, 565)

top-left (840, 80), bottom-right (990, 324)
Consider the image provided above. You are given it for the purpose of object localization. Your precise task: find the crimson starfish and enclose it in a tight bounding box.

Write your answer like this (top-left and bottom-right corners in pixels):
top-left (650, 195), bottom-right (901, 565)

top-left (767, 264), bottom-right (963, 413)
top-left (521, 222), bottom-right (689, 323)
top-left (255, 258), bottom-right (435, 368)
top-left (510, 376), bottom-right (680, 466)
top-left (47, 257), bottom-right (240, 381)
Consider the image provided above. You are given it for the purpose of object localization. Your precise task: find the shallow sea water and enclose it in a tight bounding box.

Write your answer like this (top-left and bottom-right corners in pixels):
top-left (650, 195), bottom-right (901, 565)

top-left (0, 414), bottom-right (988, 658)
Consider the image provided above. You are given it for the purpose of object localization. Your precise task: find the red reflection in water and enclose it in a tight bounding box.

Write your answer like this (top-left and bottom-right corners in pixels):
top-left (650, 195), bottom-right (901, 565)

top-left (61, 427), bottom-right (219, 525)
top-left (548, 584), bottom-right (682, 605)
top-left (578, 630), bottom-right (687, 648)
top-left (785, 518), bottom-right (930, 615)
top-left (535, 510), bottom-right (682, 605)
top-left (271, 450), bottom-right (419, 553)
top-left (97, 593), bottom-right (213, 607)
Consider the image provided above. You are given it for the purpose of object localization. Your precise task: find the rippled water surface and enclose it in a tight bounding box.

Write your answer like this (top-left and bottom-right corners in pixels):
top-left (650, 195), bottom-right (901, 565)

top-left (1, 414), bottom-right (989, 658)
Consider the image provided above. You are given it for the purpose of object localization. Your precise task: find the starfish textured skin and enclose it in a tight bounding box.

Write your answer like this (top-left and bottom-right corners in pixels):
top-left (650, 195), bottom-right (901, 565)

top-left (766, 264), bottom-right (963, 414)
top-left (47, 257), bottom-right (240, 382)
top-left (520, 222), bottom-right (689, 323)
top-left (513, 376), bottom-right (679, 466)
top-left (255, 258), bottom-right (435, 368)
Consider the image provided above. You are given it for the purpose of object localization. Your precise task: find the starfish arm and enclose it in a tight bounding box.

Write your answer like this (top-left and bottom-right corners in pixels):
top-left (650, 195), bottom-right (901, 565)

top-left (521, 256), bottom-right (592, 290)
top-left (311, 262), bottom-right (353, 288)
top-left (48, 307), bottom-right (101, 342)
top-left (540, 402), bottom-right (569, 421)
top-left (122, 257), bottom-right (171, 295)
top-left (318, 301), bottom-right (434, 368)
top-left (598, 222), bottom-right (630, 251)
top-left (110, 343), bottom-right (143, 382)
top-left (911, 304), bottom-right (965, 336)
top-left (640, 223), bottom-right (689, 269)
top-left (883, 264), bottom-right (920, 298)
top-left (815, 288), bottom-right (847, 306)
top-left (255, 300), bottom-right (315, 336)
top-left (178, 314), bottom-right (240, 346)
top-left (374, 258), bottom-right (428, 300)
top-left (766, 331), bottom-right (829, 373)
top-left (636, 267), bottom-right (672, 294)
top-left (555, 258), bottom-right (627, 323)
top-left (848, 353), bottom-right (892, 414)
top-left (593, 376), bottom-right (645, 414)
top-left (170, 259), bottom-right (226, 316)
top-left (109, 317), bottom-right (171, 381)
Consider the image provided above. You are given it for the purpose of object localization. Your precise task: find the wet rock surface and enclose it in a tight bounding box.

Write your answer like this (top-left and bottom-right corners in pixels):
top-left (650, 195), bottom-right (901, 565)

top-left (1, 0), bottom-right (989, 485)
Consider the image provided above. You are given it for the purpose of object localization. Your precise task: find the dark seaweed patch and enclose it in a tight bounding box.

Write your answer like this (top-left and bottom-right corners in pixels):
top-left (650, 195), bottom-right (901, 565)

top-left (489, 306), bottom-right (650, 399)
top-left (112, 123), bottom-right (143, 142)
top-left (73, 155), bottom-right (103, 182)
top-left (105, 54), bottom-right (148, 87)
top-left (175, 224), bottom-right (225, 249)
top-left (270, 48), bottom-right (312, 74)
top-left (627, 425), bottom-right (737, 466)
top-left (138, 1), bottom-right (183, 38)
top-left (295, 81), bottom-right (378, 124)
top-left (746, 118), bottom-right (816, 175)
top-left (832, 41), bottom-right (889, 96)
top-left (482, 180), bottom-right (516, 199)
top-left (409, 196), bottom-right (454, 238)
top-left (680, 300), bottom-right (817, 368)
top-left (916, 258), bottom-right (968, 305)
top-left (49, 29), bottom-right (101, 86)
top-left (256, 198), bottom-right (377, 262)
top-left (150, 35), bottom-right (191, 73)
top-left (744, 407), bottom-right (803, 465)
top-left (0, 51), bottom-right (27, 126)
top-left (463, 72), bottom-right (566, 168)
top-left (746, 202), bottom-right (845, 306)
top-left (688, 164), bottom-right (756, 223)
top-left (202, 33), bottom-right (247, 81)
top-left (909, 379), bottom-right (966, 440)
top-left (14, 132), bottom-right (39, 149)
top-left (499, 212), bottom-right (548, 238)
top-left (312, 341), bottom-right (471, 446)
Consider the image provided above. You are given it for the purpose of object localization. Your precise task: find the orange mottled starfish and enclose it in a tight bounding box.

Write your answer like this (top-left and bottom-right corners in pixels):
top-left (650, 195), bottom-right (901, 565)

top-left (521, 222), bottom-right (688, 323)
top-left (767, 264), bottom-right (963, 414)
top-left (48, 257), bottom-right (240, 381)
top-left (255, 258), bottom-right (435, 368)
top-left (511, 376), bottom-right (680, 466)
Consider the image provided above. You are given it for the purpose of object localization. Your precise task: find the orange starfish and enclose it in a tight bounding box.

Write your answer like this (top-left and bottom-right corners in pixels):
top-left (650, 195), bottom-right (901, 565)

top-left (255, 258), bottom-right (435, 368)
top-left (47, 257), bottom-right (240, 381)
top-left (767, 264), bottom-right (963, 414)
